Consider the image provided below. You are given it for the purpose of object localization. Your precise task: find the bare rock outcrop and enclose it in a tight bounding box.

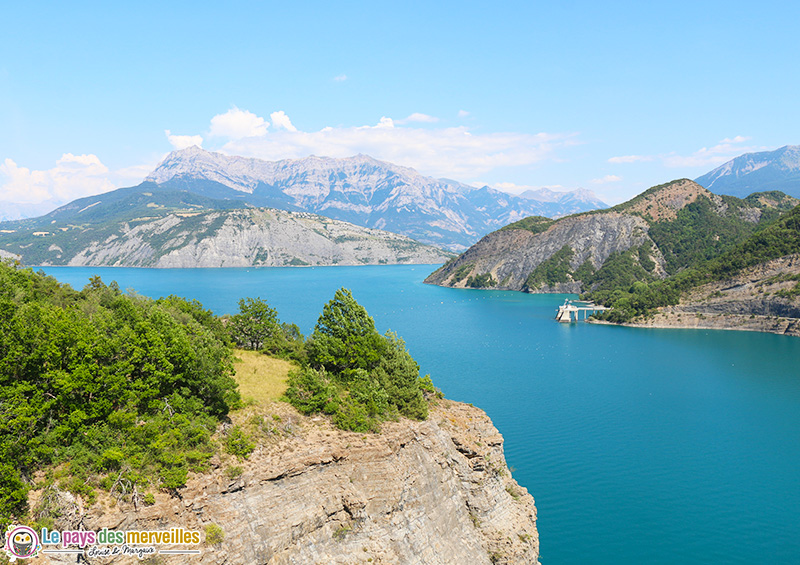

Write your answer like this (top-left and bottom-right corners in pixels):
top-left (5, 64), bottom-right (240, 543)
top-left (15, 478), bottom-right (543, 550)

top-left (426, 211), bottom-right (662, 291)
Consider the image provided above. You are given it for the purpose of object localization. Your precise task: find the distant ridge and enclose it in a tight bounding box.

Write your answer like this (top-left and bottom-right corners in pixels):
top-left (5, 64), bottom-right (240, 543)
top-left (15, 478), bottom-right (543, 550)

top-left (696, 144), bottom-right (800, 199)
top-left (0, 204), bottom-right (452, 268)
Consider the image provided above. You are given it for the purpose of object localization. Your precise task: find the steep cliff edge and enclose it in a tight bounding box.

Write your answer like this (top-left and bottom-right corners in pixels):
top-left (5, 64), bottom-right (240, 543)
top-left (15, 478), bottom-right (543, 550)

top-left (37, 400), bottom-right (539, 565)
top-left (425, 179), bottom-right (797, 294)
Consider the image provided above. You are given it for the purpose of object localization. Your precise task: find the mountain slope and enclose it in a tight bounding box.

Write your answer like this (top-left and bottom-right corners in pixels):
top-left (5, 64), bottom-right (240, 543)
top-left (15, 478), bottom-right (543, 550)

top-left (424, 179), bottom-right (798, 293)
top-left (696, 144), bottom-right (800, 198)
top-left (143, 147), bottom-right (607, 250)
top-left (587, 203), bottom-right (800, 330)
top-left (0, 206), bottom-right (452, 267)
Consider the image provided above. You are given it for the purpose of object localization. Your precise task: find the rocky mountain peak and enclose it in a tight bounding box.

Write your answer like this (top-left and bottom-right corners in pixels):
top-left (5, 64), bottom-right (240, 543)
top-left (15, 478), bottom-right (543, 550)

top-left (696, 144), bottom-right (800, 199)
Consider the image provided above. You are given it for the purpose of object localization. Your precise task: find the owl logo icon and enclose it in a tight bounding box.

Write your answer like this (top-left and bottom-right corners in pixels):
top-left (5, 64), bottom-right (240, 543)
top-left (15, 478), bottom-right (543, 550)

top-left (3, 525), bottom-right (41, 561)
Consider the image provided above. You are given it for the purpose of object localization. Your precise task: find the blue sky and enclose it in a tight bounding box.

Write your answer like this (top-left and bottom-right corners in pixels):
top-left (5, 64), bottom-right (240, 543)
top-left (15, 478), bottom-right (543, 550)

top-left (1, 0), bottom-right (798, 211)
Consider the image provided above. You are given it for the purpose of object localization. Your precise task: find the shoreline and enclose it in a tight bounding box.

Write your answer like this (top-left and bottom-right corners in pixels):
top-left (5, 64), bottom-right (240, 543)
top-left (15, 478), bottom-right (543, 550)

top-left (588, 312), bottom-right (800, 338)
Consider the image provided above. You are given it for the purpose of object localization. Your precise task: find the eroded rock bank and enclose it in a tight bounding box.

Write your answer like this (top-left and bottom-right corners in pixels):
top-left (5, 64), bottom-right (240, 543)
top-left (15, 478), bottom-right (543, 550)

top-left (598, 254), bottom-right (800, 337)
top-left (38, 400), bottom-right (539, 565)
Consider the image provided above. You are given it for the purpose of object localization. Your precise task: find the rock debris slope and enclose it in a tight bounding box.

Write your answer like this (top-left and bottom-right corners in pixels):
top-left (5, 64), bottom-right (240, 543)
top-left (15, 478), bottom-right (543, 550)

top-left (13, 207), bottom-right (452, 267)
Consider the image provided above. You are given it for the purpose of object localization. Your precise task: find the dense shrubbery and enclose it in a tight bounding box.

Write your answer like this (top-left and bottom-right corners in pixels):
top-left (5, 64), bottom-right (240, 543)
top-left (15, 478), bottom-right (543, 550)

top-left (466, 273), bottom-right (497, 288)
top-left (500, 215), bottom-right (554, 234)
top-left (647, 196), bottom-right (764, 274)
top-left (0, 262), bottom-right (240, 527)
top-left (228, 297), bottom-right (306, 361)
top-left (285, 288), bottom-right (432, 432)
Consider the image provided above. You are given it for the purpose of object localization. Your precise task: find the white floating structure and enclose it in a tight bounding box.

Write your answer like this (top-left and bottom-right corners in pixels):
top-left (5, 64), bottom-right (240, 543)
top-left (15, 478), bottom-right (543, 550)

top-left (555, 299), bottom-right (609, 322)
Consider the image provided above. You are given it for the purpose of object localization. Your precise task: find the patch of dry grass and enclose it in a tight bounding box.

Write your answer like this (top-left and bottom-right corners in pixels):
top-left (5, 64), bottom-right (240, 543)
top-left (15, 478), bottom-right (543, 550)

top-left (232, 349), bottom-right (295, 405)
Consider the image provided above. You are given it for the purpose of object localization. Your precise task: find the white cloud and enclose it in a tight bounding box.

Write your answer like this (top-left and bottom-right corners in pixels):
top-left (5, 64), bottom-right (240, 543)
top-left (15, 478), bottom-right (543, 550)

top-left (0, 154), bottom-right (114, 204)
top-left (214, 110), bottom-right (574, 180)
top-left (115, 162), bottom-right (159, 182)
top-left (209, 107), bottom-right (269, 139)
top-left (270, 111), bottom-right (298, 132)
top-left (397, 112), bottom-right (439, 124)
top-left (608, 155), bottom-right (653, 164)
top-left (662, 137), bottom-right (760, 168)
top-left (591, 174), bottom-right (622, 184)
top-left (165, 129), bottom-right (203, 150)
top-left (721, 136), bottom-right (749, 144)
top-left (372, 116), bottom-right (395, 129)
top-left (609, 137), bottom-right (760, 169)
top-left (333, 74), bottom-right (348, 82)
top-left (458, 110), bottom-right (470, 118)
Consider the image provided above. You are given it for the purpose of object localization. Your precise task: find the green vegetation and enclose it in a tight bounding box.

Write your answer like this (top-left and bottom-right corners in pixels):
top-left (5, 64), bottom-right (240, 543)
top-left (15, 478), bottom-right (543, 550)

top-left (499, 215), bottom-right (555, 235)
top-left (229, 297), bottom-right (279, 350)
top-left (204, 523), bottom-right (225, 545)
top-left (588, 204), bottom-right (800, 322)
top-left (466, 272), bottom-right (497, 288)
top-left (285, 288), bottom-right (433, 432)
top-left (0, 262), bottom-right (240, 528)
top-left (525, 245), bottom-right (574, 290)
top-left (647, 195), bottom-right (767, 274)
top-left (451, 262), bottom-right (475, 283)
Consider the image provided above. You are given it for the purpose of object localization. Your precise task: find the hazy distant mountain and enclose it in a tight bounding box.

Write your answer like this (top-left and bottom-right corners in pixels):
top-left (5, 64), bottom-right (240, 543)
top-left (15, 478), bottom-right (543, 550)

top-left (0, 200), bottom-right (64, 222)
top-left (696, 145), bottom-right (800, 198)
top-left (143, 147), bottom-right (606, 250)
top-left (516, 187), bottom-right (607, 217)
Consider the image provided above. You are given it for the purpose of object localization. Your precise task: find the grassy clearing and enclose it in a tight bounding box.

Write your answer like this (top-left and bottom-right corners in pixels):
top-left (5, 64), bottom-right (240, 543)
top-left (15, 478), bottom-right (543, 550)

top-left (232, 349), bottom-right (295, 404)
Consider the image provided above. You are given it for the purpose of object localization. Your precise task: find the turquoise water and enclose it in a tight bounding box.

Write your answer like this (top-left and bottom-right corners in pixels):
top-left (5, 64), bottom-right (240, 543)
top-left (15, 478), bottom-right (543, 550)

top-left (39, 265), bottom-right (800, 564)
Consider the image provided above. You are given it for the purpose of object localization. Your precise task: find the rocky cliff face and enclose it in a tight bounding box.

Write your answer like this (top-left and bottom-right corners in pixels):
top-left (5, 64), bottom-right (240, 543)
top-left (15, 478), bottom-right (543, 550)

top-left (618, 253), bottom-right (800, 336)
top-left (19, 207), bottom-right (452, 268)
top-left (38, 400), bottom-right (539, 565)
top-left (425, 212), bottom-right (663, 291)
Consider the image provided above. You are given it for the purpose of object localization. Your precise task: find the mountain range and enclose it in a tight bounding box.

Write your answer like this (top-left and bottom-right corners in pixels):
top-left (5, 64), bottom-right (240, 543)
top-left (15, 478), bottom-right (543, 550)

top-left (140, 147), bottom-right (607, 250)
top-left (696, 144), bottom-right (800, 198)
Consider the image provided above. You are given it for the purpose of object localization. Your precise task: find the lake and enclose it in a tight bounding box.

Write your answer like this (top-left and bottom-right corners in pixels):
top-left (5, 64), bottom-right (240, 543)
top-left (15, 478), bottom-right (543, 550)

top-left (38, 264), bottom-right (800, 564)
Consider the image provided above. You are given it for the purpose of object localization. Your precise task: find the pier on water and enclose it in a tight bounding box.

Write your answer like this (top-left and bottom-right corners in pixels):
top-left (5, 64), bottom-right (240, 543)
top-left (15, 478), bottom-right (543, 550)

top-left (555, 299), bottom-right (609, 322)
